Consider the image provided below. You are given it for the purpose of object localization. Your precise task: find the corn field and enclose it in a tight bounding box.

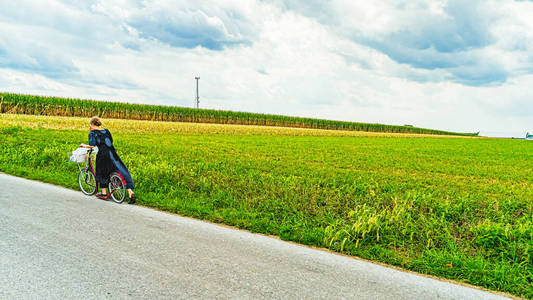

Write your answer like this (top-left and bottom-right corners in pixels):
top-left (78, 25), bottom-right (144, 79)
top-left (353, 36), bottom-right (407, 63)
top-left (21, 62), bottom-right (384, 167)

top-left (0, 92), bottom-right (477, 136)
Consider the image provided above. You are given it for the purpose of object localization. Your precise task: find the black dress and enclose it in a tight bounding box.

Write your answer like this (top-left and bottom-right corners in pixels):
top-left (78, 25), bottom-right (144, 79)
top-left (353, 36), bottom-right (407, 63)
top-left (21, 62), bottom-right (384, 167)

top-left (88, 129), bottom-right (134, 189)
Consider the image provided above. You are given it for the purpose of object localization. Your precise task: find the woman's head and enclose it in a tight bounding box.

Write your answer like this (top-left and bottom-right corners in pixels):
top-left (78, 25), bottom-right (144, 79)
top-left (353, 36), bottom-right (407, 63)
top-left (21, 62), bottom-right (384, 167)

top-left (90, 116), bottom-right (102, 128)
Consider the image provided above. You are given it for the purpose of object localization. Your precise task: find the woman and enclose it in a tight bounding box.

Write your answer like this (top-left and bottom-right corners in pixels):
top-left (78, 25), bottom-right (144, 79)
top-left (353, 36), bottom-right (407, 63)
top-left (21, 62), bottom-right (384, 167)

top-left (81, 116), bottom-right (137, 204)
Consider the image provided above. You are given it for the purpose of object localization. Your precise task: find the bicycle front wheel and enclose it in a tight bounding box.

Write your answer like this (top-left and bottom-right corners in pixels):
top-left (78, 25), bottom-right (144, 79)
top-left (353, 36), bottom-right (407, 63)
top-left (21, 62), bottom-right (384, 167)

top-left (78, 169), bottom-right (96, 195)
top-left (109, 173), bottom-right (126, 203)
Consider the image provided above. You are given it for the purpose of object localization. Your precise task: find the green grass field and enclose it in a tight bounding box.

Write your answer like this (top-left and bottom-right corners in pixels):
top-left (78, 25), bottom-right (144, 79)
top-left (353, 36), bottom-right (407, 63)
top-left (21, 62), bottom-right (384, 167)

top-left (0, 114), bottom-right (531, 298)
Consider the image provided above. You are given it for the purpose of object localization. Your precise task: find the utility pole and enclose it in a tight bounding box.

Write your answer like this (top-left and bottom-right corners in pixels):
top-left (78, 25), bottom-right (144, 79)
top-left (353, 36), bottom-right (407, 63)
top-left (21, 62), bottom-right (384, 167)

top-left (195, 76), bottom-right (200, 109)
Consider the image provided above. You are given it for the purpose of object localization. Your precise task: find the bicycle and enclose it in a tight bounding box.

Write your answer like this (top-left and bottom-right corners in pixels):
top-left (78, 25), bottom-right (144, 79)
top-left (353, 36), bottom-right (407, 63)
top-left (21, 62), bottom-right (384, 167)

top-left (77, 148), bottom-right (127, 203)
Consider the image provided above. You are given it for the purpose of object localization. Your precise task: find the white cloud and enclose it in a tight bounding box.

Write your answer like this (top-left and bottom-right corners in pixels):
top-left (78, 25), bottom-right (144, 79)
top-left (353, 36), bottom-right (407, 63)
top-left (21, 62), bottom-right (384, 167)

top-left (92, 0), bottom-right (261, 50)
top-left (0, 0), bottom-right (531, 137)
top-left (277, 0), bottom-right (533, 86)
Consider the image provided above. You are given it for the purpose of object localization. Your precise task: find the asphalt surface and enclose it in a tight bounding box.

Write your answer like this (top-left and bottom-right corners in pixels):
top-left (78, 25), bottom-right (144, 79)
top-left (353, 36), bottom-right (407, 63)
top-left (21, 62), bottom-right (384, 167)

top-left (0, 173), bottom-right (510, 299)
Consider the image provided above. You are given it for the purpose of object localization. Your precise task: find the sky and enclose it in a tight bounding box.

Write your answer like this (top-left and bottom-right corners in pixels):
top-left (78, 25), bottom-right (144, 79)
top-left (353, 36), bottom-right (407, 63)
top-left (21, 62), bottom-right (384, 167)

top-left (0, 0), bottom-right (532, 137)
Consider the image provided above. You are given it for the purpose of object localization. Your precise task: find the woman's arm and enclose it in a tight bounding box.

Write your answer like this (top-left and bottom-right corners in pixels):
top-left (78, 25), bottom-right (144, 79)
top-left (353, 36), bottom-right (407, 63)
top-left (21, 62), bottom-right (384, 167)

top-left (85, 130), bottom-right (97, 148)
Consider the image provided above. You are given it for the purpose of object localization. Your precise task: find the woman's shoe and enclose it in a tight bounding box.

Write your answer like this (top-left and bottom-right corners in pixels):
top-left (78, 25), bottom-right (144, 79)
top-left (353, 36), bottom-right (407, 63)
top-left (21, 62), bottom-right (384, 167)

top-left (128, 193), bottom-right (137, 204)
top-left (96, 193), bottom-right (108, 200)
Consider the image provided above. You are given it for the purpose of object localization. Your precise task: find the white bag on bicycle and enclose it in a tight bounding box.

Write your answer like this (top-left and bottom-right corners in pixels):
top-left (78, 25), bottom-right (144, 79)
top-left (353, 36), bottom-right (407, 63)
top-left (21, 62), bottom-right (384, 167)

top-left (69, 147), bottom-right (90, 163)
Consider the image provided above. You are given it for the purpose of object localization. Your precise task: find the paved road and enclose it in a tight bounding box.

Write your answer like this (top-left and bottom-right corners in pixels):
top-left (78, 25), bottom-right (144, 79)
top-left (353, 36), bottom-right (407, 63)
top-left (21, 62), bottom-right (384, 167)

top-left (0, 173), bottom-right (509, 299)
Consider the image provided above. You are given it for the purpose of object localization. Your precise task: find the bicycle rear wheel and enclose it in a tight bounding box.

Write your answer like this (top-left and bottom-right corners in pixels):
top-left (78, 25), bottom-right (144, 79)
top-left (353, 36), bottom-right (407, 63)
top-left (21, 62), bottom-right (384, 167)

top-left (78, 169), bottom-right (96, 195)
top-left (109, 173), bottom-right (126, 203)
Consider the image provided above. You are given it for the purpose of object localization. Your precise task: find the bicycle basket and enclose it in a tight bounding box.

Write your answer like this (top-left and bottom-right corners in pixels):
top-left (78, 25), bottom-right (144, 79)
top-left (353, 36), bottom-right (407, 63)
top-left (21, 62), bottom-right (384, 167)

top-left (69, 147), bottom-right (90, 163)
